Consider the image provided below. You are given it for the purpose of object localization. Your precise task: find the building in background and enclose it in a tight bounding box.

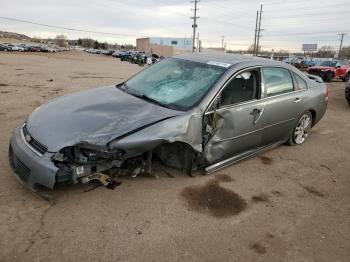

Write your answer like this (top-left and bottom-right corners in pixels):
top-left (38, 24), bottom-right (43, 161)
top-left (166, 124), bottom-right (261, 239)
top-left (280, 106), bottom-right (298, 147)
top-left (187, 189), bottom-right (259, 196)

top-left (136, 37), bottom-right (193, 57)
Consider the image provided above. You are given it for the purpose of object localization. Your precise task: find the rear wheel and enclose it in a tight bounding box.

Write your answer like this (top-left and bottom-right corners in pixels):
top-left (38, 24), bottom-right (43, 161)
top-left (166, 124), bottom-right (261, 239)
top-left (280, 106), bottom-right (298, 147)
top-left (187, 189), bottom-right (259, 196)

top-left (346, 84), bottom-right (350, 106)
top-left (288, 112), bottom-right (312, 145)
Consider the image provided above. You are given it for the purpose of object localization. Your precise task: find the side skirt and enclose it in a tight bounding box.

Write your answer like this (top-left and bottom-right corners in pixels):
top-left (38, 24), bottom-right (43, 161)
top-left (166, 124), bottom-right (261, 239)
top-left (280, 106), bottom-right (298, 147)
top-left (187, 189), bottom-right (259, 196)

top-left (204, 140), bottom-right (286, 175)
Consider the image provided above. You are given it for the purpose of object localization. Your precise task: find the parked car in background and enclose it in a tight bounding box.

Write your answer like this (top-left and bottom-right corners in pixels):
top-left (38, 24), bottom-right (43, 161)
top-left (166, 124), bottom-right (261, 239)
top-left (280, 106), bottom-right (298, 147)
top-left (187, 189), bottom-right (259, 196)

top-left (27, 46), bottom-right (41, 52)
top-left (9, 53), bottom-right (328, 193)
top-left (2, 43), bottom-right (13, 51)
top-left (120, 51), bottom-right (132, 61)
top-left (346, 80), bottom-right (350, 106)
top-left (47, 47), bottom-right (57, 53)
top-left (18, 44), bottom-right (31, 52)
top-left (11, 45), bottom-right (25, 52)
top-left (112, 50), bottom-right (122, 57)
top-left (0, 44), bottom-right (10, 51)
top-left (307, 60), bottom-right (350, 82)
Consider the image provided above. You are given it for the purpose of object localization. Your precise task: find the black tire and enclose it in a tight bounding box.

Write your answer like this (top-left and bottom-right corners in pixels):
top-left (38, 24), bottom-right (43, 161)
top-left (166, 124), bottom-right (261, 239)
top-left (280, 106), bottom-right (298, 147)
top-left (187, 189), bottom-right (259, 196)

top-left (345, 84), bottom-right (350, 106)
top-left (287, 111), bottom-right (313, 145)
top-left (325, 71), bottom-right (333, 82)
top-left (342, 73), bottom-right (350, 82)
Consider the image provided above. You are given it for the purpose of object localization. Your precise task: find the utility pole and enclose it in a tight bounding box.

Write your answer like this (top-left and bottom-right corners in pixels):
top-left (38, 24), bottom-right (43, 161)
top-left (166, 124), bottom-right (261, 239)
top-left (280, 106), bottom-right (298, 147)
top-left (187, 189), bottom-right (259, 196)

top-left (191, 0), bottom-right (200, 52)
top-left (256, 4), bottom-right (263, 56)
top-left (221, 36), bottom-right (225, 49)
top-left (253, 10), bottom-right (259, 56)
top-left (338, 33), bottom-right (346, 58)
top-left (197, 32), bottom-right (200, 52)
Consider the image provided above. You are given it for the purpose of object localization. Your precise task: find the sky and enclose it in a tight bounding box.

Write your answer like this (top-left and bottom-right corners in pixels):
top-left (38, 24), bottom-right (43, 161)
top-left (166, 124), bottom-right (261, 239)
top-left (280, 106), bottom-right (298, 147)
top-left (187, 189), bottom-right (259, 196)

top-left (1, 0), bottom-right (350, 52)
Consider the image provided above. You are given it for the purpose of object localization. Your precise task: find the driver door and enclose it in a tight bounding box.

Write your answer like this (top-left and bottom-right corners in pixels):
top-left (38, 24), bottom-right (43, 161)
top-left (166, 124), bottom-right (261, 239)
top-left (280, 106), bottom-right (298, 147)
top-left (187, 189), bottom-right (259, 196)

top-left (203, 68), bottom-right (266, 164)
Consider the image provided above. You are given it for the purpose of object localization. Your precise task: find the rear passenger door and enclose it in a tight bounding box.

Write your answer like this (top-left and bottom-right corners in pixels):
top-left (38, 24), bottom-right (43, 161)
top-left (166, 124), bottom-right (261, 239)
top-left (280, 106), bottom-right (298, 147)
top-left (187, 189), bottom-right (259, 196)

top-left (259, 67), bottom-right (307, 146)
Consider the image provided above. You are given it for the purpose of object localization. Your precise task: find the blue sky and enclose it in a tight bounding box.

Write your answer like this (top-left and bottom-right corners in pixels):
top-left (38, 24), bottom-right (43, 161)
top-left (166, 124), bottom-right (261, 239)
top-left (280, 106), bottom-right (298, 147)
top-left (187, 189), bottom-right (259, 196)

top-left (1, 0), bottom-right (349, 51)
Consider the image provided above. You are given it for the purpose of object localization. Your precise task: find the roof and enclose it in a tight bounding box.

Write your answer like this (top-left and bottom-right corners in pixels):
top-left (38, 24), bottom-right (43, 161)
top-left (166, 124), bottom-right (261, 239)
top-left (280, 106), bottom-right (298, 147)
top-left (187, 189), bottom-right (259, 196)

top-left (174, 52), bottom-right (282, 68)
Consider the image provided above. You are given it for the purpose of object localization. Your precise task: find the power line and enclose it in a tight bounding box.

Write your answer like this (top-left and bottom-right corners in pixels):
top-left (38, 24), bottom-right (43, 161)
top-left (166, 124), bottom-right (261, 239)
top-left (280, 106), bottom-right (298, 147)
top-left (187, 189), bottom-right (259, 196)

top-left (0, 16), bottom-right (139, 37)
top-left (190, 0), bottom-right (200, 52)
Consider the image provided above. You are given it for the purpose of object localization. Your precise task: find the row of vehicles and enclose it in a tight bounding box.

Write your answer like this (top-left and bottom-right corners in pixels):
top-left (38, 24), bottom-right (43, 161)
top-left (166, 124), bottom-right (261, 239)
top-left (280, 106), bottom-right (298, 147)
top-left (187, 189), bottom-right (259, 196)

top-left (0, 43), bottom-right (68, 52)
top-left (84, 48), bottom-right (162, 66)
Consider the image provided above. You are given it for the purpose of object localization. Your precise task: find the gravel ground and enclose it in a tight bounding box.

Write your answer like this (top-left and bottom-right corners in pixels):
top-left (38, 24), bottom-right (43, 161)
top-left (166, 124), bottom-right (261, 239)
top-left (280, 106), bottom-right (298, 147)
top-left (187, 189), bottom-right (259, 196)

top-left (0, 51), bottom-right (349, 262)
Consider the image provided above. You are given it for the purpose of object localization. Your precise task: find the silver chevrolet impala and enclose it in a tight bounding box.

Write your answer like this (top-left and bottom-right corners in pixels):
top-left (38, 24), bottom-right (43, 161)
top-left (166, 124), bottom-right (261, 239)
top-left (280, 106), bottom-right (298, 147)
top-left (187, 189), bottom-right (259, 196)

top-left (9, 53), bottom-right (328, 192)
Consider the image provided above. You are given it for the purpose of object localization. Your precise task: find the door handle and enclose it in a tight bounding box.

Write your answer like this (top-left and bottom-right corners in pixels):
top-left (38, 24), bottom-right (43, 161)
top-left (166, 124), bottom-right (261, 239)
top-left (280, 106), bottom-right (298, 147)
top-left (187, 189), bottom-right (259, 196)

top-left (250, 108), bottom-right (265, 125)
top-left (293, 98), bottom-right (303, 104)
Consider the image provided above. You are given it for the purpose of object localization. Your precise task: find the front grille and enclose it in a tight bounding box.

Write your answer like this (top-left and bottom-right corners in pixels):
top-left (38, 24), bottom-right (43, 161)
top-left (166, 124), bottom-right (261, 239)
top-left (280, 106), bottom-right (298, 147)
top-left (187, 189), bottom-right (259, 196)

top-left (22, 124), bottom-right (48, 154)
top-left (9, 145), bottom-right (31, 182)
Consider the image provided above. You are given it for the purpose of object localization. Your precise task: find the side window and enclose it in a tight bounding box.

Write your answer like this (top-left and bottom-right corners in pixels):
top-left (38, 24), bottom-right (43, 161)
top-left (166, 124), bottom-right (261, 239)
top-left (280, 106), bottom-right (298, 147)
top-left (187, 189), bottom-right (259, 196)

top-left (293, 73), bottom-right (307, 90)
top-left (262, 68), bottom-right (294, 97)
top-left (220, 69), bottom-right (259, 107)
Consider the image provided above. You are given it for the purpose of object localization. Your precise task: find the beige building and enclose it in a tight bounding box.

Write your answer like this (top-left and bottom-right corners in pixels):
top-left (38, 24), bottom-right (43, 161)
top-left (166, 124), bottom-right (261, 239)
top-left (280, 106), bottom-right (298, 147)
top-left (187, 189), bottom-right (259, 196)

top-left (136, 37), bottom-right (193, 57)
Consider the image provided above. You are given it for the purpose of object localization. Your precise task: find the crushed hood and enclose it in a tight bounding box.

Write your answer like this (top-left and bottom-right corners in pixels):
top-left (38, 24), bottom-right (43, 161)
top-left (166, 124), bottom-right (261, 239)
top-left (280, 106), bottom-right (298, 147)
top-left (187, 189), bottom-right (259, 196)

top-left (26, 86), bottom-right (181, 152)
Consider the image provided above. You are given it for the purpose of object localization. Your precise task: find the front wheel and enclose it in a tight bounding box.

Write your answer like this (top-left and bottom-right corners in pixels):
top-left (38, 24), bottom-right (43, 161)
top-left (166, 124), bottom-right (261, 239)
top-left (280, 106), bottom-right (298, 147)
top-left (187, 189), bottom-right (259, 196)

top-left (288, 112), bottom-right (312, 145)
top-left (325, 71), bottom-right (333, 82)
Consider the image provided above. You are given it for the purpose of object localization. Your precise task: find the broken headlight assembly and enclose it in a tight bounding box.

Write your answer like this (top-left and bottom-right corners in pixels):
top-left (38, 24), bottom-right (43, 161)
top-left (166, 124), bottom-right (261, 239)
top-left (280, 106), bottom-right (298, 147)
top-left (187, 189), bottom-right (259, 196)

top-left (52, 145), bottom-right (125, 185)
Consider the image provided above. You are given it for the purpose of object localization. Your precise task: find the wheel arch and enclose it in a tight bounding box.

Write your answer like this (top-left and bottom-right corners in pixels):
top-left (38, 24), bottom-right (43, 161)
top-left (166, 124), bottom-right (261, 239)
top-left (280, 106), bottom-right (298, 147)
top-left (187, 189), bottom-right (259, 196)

top-left (309, 109), bottom-right (317, 126)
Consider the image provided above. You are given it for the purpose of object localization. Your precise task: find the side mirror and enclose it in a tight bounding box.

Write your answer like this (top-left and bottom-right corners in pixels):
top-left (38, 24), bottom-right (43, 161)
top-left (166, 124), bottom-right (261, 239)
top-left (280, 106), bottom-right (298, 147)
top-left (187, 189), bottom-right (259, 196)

top-left (336, 64), bottom-right (341, 68)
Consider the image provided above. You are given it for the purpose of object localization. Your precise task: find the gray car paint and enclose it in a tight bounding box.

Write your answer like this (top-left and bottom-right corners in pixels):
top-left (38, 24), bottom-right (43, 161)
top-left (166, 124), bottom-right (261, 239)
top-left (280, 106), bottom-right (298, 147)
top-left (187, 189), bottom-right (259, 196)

top-left (27, 86), bottom-right (183, 152)
top-left (9, 53), bottom-right (327, 191)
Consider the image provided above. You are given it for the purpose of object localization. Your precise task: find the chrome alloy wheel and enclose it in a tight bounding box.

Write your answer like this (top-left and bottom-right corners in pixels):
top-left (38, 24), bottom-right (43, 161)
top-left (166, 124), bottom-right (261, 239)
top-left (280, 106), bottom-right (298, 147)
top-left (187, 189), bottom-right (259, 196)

top-left (294, 113), bottom-right (312, 144)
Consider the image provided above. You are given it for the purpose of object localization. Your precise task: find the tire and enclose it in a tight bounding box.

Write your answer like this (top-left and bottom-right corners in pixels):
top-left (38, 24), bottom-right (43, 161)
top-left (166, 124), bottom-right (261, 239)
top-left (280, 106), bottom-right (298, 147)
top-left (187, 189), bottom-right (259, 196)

top-left (342, 73), bottom-right (350, 82)
top-left (325, 71), bottom-right (333, 82)
top-left (346, 84), bottom-right (350, 106)
top-left (287, 111), bottom-right (313, 145)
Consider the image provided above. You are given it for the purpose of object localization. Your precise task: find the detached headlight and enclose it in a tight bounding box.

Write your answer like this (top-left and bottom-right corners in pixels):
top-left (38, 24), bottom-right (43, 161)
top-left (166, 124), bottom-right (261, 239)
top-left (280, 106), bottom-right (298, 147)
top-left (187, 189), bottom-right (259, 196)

top-left (52, 145), bottom-right (124, 164)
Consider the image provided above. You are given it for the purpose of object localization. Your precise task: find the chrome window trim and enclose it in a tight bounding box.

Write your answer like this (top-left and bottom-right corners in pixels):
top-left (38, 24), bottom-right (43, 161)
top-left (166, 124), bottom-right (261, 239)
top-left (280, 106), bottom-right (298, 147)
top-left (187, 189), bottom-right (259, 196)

top-left (205, 89), bottom-right (307, 115)
top-left (205, 65), bottom-right (308, 115)
top-left (20, 123), bottom-right (44, 157)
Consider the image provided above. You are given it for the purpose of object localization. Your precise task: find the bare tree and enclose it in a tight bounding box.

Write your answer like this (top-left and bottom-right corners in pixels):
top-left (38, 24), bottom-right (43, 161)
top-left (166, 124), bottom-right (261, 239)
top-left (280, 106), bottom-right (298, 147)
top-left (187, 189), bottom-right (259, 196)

top-left (315, 46), bottom-right (336, 58)
top-left (55, 35), bottom-right (68, 47)
top-left (339, 46), bottom-right (350, 59)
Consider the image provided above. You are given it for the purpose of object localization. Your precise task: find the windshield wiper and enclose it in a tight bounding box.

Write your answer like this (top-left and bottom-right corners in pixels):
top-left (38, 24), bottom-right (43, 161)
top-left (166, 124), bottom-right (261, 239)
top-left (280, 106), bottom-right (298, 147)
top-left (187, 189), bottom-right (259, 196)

top-left (131, 93), bottom-right (178, 110)
top-left (117, 83), bottom-right (179, 110)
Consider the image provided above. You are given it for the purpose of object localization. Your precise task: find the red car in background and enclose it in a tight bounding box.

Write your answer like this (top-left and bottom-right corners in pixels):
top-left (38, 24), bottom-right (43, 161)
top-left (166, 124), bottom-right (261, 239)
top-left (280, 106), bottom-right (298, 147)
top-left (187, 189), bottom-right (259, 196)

top-left (307, 60), bottom-right (350, 82)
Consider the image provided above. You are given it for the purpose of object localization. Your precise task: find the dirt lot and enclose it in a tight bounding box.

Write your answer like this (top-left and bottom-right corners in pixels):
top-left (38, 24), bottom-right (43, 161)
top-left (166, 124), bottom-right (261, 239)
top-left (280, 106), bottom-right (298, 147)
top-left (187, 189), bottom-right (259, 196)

top-left (0, 51), bottom-right (349, 262)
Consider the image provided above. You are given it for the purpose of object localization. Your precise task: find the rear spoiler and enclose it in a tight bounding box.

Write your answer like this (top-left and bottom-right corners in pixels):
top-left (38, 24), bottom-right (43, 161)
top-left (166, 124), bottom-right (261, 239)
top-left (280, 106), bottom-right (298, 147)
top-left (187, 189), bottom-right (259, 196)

top-left (305, 74), bottom-right (323, 83)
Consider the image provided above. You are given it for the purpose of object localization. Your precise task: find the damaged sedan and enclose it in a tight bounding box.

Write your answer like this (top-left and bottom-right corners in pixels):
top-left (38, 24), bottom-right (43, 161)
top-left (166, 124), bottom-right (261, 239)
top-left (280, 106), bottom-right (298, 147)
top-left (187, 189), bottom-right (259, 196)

top-left (9, 53), bottom-right (328, 193)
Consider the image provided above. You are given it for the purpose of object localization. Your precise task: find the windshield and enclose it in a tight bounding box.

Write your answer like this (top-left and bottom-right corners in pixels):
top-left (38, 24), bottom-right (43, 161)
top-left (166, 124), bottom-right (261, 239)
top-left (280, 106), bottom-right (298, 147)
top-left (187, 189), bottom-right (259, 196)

top-left (121, 58), bottom-right (226, 111)
top-left (317, 61), bottom-right (338, 67)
